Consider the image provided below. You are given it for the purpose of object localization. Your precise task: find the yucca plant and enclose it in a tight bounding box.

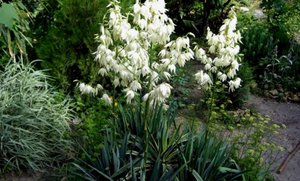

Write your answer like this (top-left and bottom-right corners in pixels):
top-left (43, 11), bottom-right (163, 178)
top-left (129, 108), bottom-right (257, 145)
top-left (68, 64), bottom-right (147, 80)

top-left (0, 60), bottom-right (73, 173)
top-left (74, 131), bottom-right (141, 181)
top-left (178, 131), bottom-right (244, 181)
top-left (75, 102), bottom-right (244, 180)
top-left (115, 104), bottom-right (186, 180)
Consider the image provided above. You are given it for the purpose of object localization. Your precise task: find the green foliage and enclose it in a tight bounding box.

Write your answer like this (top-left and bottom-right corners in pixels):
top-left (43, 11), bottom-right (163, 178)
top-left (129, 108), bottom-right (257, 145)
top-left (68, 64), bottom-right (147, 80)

top-left (170, 66), bottom-right (191, 108)
top-left (74, 93), bottom-right (111, 156)
top-left (207, 109), bottom-right (284, 181)
top-left (0, 60), bottom-right (73, 173)
top-left (261, 0), bottom-right (300, 40)
top-left (32, 0), bottom-right (135, 92)
top-left (33, 0), bottom-right (108, 91)
top-left (166, 0), bottom-right (235, 35)
top-left (0, 2), bottom-right (19, 29)
top-left (74, 103), bottom-right (243, 180)
top-left (0, 1), bottom-right (31, 62)
top-left (177, 131), bottom-right (243, 181)
top-left (237, 4), bottom-right (300, 93)
top-left (239, 19), bottom-right (276, 66)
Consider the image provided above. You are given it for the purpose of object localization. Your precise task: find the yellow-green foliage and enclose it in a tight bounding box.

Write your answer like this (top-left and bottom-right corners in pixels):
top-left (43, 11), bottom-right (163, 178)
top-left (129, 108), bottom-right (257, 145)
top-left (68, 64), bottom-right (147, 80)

top-left (207, 108), bottom-right (284, 180)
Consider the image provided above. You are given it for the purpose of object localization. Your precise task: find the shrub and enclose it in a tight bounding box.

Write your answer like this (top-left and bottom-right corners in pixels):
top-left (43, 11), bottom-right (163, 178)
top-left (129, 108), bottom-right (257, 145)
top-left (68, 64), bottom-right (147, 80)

top-left (261, 0), bottom-right (300, 43)
top-left (239, 21), bottom-right (276, 66)
top-left (165, 0), bottom-right (236, 35)
top-left (73, 93), bottom-right (111, 156)
top-left (74, 103), bottom-right (243, 180)
top-left (0, 60), bottom-right (73, 173)
top-left (32, 0), bottom-right (135, 92)
top-left (237, 3), bottom-right (300, 93)
top-left (33, 0), bottom-right (107, 91)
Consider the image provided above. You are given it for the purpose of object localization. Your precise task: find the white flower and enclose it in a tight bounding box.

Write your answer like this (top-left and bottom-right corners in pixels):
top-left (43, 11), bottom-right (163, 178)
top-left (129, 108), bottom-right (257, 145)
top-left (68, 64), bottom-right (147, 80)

top-left (159, 84), bottom-right (171, 97)
top-left (98, 68), bottom-right (107, 76)
top-left (125, 90), bottom-right (135, 103)
top-left (160, 58), bottom-right (170, 64)
top-left (153, 83), bottom-right (172, 102)
top-left (142, 66), bottom-right (151, 76)
top-left (240, 7), bottom-right (249, 12)
top-left (126, 29), bottom-right (139, 41)
top-left (227, 68), bottom-right (236, 78)
top-left (195, 70), bottom-right (212, 87)
top-left (163, 72), bottom-right (171, 80)
top-left (140, 4), bottom-right (151, 19)
top-left (209, 45), bottom-right (216, 54)
top-left (97, 84), bottom-right (104, 90)
top-left (218, 73), bottom-right (227, 82)
top-left (138, 19), bottom-right (147, 29)
top-left (102, 94), bottom-right (112, 105)
top-left (133, 2), bottom-right (141, 14)
top-left (204, 63), bottom-right (211, 70)
top-left (229, 16), bottom-right (237, 31)
top-left (143, 93), bottom-right (149, 101)
top-left (151, 0), bottom-right (166, 13)
top-left (159, 49), bottom-right (167, 57)
top-left (167, 64), bottom-right (176, 73)
top-left (130, 80), bottom-right (142, 91)
top-left (79, 83), bottom-right (97, 95)
top-left (231, 60), bottom-right (240, 70)
top-left (229, 78), bottom-right (241, 92)
top-left (113, 78), bottom-right (120, 87)
top-left (210, 66), bottom-right (218, 73)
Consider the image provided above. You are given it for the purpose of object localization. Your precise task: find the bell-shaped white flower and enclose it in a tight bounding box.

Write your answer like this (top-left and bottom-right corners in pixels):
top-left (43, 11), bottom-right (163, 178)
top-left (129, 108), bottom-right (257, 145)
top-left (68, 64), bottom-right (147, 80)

top-left (125, 90), bottom-right (135, 103)
top-left (102, 94), bottom-right (112, 105)
top-left (195, 70), bottom-right (212, 87)
top-left (229, 78), bottom-right (241, 92)
top-left (130, 80), bottom-right (142, 91)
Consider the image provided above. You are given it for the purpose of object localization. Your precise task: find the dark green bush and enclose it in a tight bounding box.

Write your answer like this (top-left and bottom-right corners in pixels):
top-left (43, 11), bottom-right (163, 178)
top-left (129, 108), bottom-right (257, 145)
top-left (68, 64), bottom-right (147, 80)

top-left (261, 0), bottom-right (300, 43)
top-left (238, 19), bottom-right (276, 66)
top-left (166, 0), bottom-right (235, 35)
top-left (31, 0), bottom-right (135, 93)
top-left (73, 93), bottom-right (112, 157)
top-left (33, 0), bottom-right (109, 92)
top-left (0, 60), bottom-right (73, 173)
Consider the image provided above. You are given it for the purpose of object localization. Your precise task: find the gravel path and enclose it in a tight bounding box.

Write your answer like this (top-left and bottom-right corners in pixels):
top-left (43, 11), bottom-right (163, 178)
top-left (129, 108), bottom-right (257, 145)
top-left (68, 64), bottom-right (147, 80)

top-left (246, 95), bottom-right (300, 181)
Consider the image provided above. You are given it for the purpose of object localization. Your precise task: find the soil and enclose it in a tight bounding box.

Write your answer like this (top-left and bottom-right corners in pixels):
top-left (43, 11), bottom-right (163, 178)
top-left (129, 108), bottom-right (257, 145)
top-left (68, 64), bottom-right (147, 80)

top-left (245, 95), bottom-right (300, 181)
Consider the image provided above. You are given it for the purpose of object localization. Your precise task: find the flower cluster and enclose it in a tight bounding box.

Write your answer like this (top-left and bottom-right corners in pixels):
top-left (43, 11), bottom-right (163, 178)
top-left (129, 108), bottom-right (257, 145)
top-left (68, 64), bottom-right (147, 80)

top-left (194, 8), bottom-right (242, 92)
top-left (80, 0), bottom-right (193, 104)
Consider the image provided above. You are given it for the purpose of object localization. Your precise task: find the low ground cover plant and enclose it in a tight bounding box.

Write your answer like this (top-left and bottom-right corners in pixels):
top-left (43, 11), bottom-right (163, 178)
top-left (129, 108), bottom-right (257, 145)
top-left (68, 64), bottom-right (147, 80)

top-left (206, 105), bottom-right (284, 180)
